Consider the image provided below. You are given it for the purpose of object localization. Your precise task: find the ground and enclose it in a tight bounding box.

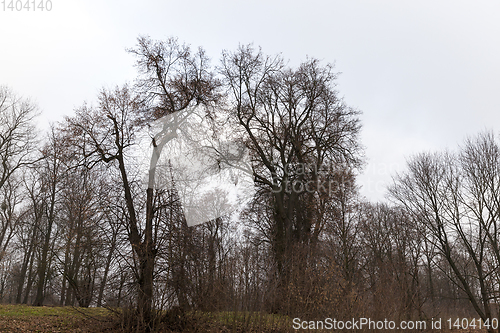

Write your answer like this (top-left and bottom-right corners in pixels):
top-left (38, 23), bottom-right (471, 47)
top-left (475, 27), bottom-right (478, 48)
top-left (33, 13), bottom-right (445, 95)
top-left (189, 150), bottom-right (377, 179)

top-left (0, 305), bottom-right (291, 332)
top-left (0, 304), bottom-right (114, 332)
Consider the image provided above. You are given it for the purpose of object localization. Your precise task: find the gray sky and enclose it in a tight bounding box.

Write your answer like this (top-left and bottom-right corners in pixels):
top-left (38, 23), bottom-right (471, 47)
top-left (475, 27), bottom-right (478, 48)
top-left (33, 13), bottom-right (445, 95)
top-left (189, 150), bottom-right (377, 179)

top-left (2, 0), bottom-right (500, 202)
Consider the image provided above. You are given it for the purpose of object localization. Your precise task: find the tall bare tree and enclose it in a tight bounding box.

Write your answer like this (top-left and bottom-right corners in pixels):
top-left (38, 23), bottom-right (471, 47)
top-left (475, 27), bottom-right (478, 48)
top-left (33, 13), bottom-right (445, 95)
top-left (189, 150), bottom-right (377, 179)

top-left (0, 86), bottom-right (39, 263)
top-left (33, 128), bottom-right (65, 306)
top-left (220, 45), bottom-right (363, 305)
top-left (65, 36), bottom-right (219, 330)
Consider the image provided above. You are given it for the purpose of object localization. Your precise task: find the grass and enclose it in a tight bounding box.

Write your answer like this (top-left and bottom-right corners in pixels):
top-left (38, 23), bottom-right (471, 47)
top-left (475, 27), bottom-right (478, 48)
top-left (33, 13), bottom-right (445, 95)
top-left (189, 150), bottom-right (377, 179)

top-left (0, 305), bottom-right (293, 332)
top-left (192, 310), bottom-right (292, 332)
top-left (0, 304), bottom-right (110, 317)
top-left (0, 304), bottom-right (113, 332)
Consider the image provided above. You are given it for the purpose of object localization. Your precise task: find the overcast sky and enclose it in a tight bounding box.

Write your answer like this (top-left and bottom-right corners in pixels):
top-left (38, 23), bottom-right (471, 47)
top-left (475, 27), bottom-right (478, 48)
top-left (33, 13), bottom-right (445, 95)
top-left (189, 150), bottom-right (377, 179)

top-left (2, 0), bottom-right (500, 202)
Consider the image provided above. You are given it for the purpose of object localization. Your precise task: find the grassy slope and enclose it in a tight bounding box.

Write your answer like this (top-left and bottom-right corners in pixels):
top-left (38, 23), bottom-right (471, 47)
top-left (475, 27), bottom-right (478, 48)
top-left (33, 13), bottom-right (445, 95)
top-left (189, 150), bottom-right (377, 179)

top-left (0, 305), bottom-right (292, 332)
top-left (0, 304), bottom-right (113, 332)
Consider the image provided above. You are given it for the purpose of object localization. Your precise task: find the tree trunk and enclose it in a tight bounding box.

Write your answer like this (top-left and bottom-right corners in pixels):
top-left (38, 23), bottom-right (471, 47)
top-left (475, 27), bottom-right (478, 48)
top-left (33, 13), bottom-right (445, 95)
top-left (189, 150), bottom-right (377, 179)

top-left (97, 233), bottom-right (116, 307)
top-left (34, 172), bottom-right (57, 306)
top-left (16, 226), bottom-right (37, 304)
top-left (34, 217), bottom-right (54, 306)
top-left (137, 187), bottom-right (155, 330)
top-left (118, 150), bottom-right (155, 330)
top-left (137, 249), bottom-right (154, 329)
top-left (23, 249), bottom-right (35, 304)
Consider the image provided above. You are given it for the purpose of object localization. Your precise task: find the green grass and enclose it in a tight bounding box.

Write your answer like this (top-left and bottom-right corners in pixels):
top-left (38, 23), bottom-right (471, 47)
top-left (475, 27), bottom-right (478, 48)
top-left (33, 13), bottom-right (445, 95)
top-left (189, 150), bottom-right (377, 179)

top-left (0, 304), bottom-right (113, 332)
top-left (211, 310), bottom-right (289, 323)
top-left (191, 310), bottom-right (292, 332)
top-left (0, 305), bottom-right (293, 332)
top-left (0, 304), bottom-right (110, 317)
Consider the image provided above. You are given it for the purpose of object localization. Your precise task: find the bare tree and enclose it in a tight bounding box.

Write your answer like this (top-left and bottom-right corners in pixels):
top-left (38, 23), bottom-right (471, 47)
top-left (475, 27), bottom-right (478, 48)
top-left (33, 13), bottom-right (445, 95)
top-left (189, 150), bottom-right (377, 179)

top-left (220, 45), bottom-right (363, 310)
top-left (390, 132), bottom-right (500, 332)
top-left (359, 203), bottom-right (425, 321)
top-left (33, 128), bottom-right (65, 306)
top-left (15, 168), bottom-right (45, 304)
top-left (0, 86), bottom-right (39, 263)
top-left (64, 35), bottom-right (219, 330)
top-left (0, 86), bottom-right (39, 185)
top-left (0, 177), bottom-right (24, 262)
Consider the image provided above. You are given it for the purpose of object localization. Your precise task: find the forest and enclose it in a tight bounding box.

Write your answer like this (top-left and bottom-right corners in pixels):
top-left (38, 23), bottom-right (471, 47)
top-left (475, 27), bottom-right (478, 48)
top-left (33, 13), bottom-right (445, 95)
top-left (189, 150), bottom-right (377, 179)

top-left (1, 36), bottom-right (500, 332)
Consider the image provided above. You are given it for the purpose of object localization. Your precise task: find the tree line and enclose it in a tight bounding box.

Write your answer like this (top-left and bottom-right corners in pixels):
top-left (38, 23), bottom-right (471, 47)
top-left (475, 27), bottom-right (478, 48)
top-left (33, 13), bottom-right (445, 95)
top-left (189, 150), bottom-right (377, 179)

top-left (0, 36), bottom-right (498, 332)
